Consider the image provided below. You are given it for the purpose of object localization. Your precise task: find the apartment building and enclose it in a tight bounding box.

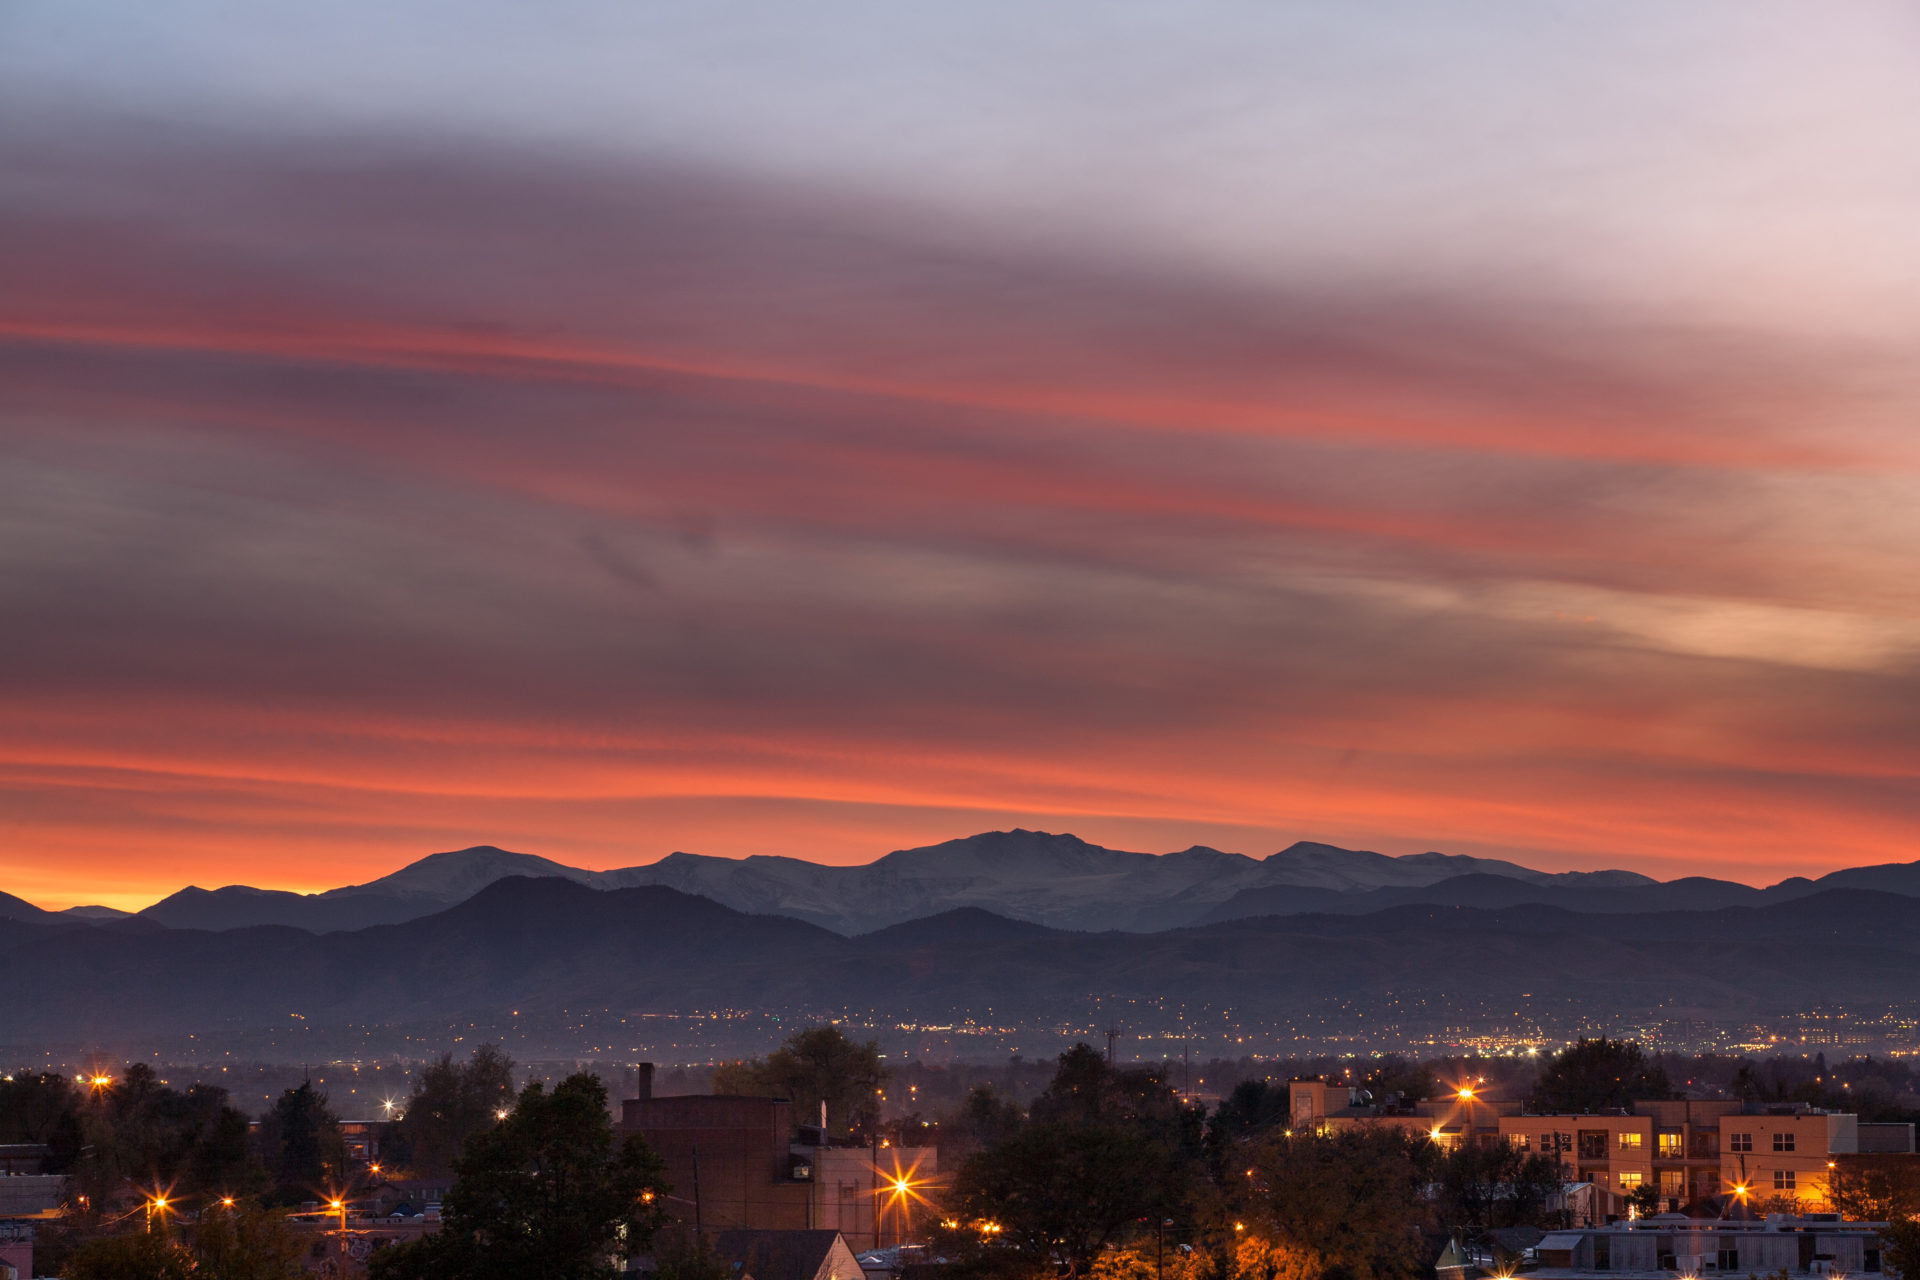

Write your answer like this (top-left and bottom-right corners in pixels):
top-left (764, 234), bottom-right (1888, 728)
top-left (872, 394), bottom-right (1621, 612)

top-left (1287, 1080), bottom-right (1891, 1218)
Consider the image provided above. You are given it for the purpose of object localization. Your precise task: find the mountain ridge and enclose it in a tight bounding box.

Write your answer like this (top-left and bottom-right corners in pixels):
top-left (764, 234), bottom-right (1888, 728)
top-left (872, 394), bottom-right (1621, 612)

top-left (12, 829), bottom-right (1917, 938)
top-left (3, 878), bottom-right (1917, 1050)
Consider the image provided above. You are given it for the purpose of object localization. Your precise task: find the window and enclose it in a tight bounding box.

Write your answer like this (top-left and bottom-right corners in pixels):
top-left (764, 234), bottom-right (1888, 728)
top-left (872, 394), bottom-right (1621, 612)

top-left (1774, 1170), bottom-right (1797, 1191)
top-left (1658, 1132), bottom-right (1685, 1158)
top-left (1659, 1170), bottom-right (1685, 1194)
top-left (1718, 1249), bottom-right (1741, 1271)
top-left (1510, 1133), bottom-right (1531, 1151)
top-left (1729, 1132), bottom-right (1753, 1153)
top-left (1580, 1131), bottom-right (1608, 1160)
top-left (1620, 1171), bottom-right (1644, 1189)
top-left (1619, 1132), bottom-right (1644, 1150)
top-left (1773, 1132), bottom-right (1796, 1153)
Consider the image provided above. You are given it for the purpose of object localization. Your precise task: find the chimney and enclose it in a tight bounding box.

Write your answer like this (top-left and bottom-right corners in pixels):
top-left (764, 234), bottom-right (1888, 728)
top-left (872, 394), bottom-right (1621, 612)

top-left (635, 1062), bottom-right (655, 1102)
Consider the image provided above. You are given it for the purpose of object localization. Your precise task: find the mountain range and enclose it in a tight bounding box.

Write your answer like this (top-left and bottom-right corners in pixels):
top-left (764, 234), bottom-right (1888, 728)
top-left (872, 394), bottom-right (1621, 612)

top-left (1, 874), bottom-right (1917, 1048)
top-left (9, 829), bottom-right (1918, 937)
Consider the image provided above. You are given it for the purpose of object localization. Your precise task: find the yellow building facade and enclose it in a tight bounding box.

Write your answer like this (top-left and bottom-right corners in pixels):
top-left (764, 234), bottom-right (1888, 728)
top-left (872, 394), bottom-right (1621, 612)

top-left (1287, 1081), bottom-right (1862, 1216)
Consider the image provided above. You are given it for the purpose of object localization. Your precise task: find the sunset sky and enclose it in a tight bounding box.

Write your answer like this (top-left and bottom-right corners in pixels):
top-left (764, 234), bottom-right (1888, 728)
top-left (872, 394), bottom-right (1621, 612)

top-left (4, 2), bottom-right (1919, 909)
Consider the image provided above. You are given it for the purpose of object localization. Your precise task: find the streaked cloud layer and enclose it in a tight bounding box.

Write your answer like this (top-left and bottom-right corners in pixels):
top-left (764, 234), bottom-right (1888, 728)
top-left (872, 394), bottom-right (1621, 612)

top-left (2, 2), bottom-right (1917, 906)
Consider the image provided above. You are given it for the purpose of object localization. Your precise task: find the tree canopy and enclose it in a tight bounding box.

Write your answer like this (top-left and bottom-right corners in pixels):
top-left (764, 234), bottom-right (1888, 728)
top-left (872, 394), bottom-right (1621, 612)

top-left (0, 1065), bottom-right (257, 1208)
top-left (1433, 1139), bottom-right (1563, 1238)
top-left (1240, 1127), bottom-right (1432, 1280)
top-left (369, 1072), bottom-right (667, 1280)
top-left (256, 1081), bottom-right (345, 1202)
top-left (948, 1045), bottom-right (1196, 1279)
top-left (1531, 1039), bottom-right (1671, 1113)
top-left (62, 1202), bottom-right (300, 1280)
top-left (711, 1024), bottom-right (889, 1138)
top-left (387, 1044), bottom-right (517, 1177)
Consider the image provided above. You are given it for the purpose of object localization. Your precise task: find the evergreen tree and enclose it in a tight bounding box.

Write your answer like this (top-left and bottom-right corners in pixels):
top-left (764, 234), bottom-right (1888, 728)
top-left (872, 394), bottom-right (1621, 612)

top-left (258, 1082), bottom-right (345, 1200)
top-left (391, 1044), bottom-right (517, 1177)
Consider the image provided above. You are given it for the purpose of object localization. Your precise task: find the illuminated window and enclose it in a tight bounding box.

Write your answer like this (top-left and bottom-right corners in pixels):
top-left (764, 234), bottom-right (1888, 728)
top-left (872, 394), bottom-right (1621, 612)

top-left (1773, 1132), bottom-right (1796, 1153)
top-left (1618, 1133), bottom-right (1643, 1150)
top-left (1620, 1172), bottom-right (1644, 1189)
top-left (1510, 1133), bottom-right (1531, 1151)
top-left (1774, 1170), bottom-right (1796, 1191)
top-left (1730, 1133), bottom-right (1753, 1153)
top-left (1658, 1133), bottom-right (1685, 1158)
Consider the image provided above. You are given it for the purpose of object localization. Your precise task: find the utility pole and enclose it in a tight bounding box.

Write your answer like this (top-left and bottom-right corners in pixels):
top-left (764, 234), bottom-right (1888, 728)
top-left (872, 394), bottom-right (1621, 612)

top-left (1105, 1025), bottom-right (1121, 1065)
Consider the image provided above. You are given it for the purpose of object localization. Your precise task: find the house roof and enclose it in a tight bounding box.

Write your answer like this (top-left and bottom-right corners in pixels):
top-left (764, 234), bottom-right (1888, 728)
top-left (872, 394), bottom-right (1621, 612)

top-left (715, 1230), bottom-right (856, 1280)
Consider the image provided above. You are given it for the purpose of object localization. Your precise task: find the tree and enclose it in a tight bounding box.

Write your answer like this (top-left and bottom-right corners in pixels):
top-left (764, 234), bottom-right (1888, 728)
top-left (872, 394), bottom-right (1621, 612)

top-left (64, 1233), bottom-right (196, 1280)
top-left (948, 1085), bottom-right (1024, 1156)
top-left (1435, 1140), bottom-right (1564, 1236)
top-left (257, 1082), bottom-right (346, 1201)
top-left (390, 1044), bottom-right (517, 1177)
top-left (951, 1118), bottom-right (1188, 1278)
top-left (1240, 1127), bottom-right (1430, 1280)
top-left (60, 1067), bottom-right (258, 1208)
top-left (1883, 1219), bottom-right (1920, 1280)
top-left (191, 1202), bottom-right (304, 1280)
top-left (1626, 1182), bottom-right (1663, 1220)
top-left (1031, 1045), bottom-right (1187, 1134)
top-left (0, 1071), bottom-right (84, 1171)
top-left (1830, 1162), bottom-right (1920, 1222)
top-left (948, 1046), bottom-right (1197, 1279)
top-left (58, 1201), bottom-right (299, 1280)
top-left (1531, 1040), bottom-right (1670, 1114)
top-left (1212, 1080), bottom-right (1291, 1143)
top-left (713, 1025), bottom-right (889, 1138)
top-left (370, 1073), bottom-right (667, 1280)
